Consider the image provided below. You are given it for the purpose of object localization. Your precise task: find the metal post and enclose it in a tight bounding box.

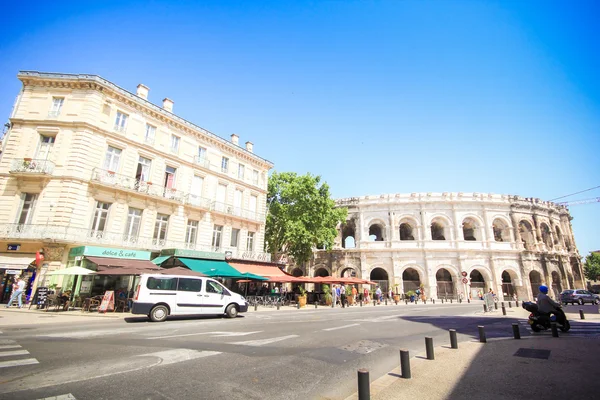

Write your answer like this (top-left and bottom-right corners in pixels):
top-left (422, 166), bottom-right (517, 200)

top-left (441, 298), bottom-right (444, 304)
top-left (425, 337), bottom-right (434, 360)
top-left (551, 322), bottom-right (559, 337)
top-left (515, 300), bottom-right (519, 307)
top-left (360, 300), bottom-right (362, 307)
top-left (459, 298), bottom-right (462, 304)
top-left (277, 303), bottom-right (280, 310)
top-left (314, 302), bottom-right (317, 309)
top-left (579, 309), bottom-right (585, 320)
top-left (254, 303), bottom-right (258, 311)
top-left (400, 349), bottom-right (411, 379)
top-left (373, 299), bottom-right (376, 306)
top-left (508, 301), bottom-right (512, 308)
top-left (450, 298), bottom-right (452, 304)
top-left (478, 326), bottom-right (486, 343)
top-left (405, 299), bottom-right (408, 305)
top-left (512, 323), bottom-right (521, 339)
top-left (494, 302), bottom-right (498, 310)
top-left (357, 369), bottom-right (370, 400)
top-left (297, 302), bottom-right (300, 309)
top-left (424, 299), bottom-right (426, 304)
top-left (502, 305), bottom-right (506, 316)
top-left (468, 298), bottom-right (470, 303)
top-left (483, 304), bottom-right (488, 313)
top-left (395, 299), bottom-right (398, 305)
top-left (449, 329), bottom-right (458, 349)
top-left (432, 298), bottom-right (435, 304)
top-left (385, 299), bottom-right (387, 306)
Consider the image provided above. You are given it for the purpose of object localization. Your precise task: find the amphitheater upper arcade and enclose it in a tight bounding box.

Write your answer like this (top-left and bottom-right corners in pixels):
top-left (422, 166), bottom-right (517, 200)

top-left (289, 192), bottom-right (584, 301)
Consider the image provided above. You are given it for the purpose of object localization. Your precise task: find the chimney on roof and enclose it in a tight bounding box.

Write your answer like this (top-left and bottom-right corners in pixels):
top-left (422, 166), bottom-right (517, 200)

top-left (245, 141), bottom-right (253, 153)
top-left (162, 98), bottom-right (174, 112)
top-left (136, 84), bottom-right (149, 100)
top-left (231, 134), bottom-right (239, 145)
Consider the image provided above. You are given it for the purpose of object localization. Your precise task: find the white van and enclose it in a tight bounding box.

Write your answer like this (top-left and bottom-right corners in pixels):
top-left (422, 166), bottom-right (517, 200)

top-left (132, 274), bottom-right (248, 322)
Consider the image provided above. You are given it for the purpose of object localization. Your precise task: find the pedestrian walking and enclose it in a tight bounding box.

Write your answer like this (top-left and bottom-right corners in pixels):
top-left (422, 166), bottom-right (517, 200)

top-left (340, 284), bottom-right (347, 308)
top-left (332, 284), bottom-right (338, 307)
top-left (363, 287), bottom-right (369, 303)
top-left (335, 285), bottom-right (342, 307)
top-left (6, 277), bottom-right (26, 308)
top-left (351, 285), bottom-right (358, 305)
top-left (376, 286), bottom-right (382, 304)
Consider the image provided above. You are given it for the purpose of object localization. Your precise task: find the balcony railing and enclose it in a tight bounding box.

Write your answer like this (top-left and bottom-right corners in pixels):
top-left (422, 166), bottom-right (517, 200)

top-left (210, 201), bottom-right (265, 222)
top-left (113, 125), bottom-right (126, 133)
top-left (91, 168), bottom-right (185, 203)
top-left (185, 194), bottom-right (212, 209)
top-left (47, 110), bottom-right (60, 118)
top-left (10, 158), bottom-right (55, 175)
top-left (143, 135), bottom-right (155, 145)
top-left (0, 223), bottom-right (270, 260)
top-left (193, 155), bottom-right (211, 169)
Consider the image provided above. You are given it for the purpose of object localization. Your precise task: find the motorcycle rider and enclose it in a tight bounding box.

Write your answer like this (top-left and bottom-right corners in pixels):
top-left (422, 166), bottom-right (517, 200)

top-left (536, 285), bottom-right (566, 324)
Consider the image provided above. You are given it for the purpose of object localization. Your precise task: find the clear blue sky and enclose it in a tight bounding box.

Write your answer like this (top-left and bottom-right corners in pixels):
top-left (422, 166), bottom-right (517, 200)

top-left (1, 1), bottom-right (598, 257)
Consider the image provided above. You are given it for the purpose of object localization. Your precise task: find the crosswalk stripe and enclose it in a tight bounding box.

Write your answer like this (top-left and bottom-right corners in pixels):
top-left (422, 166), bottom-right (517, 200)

top-left (38, 394), bottom-right (77, 400)
top-left (323, 323), bottom-right (360, 331)
top-left (138, 349), bottom-right (221, 365)
top-left (0, 340), bottom-right (16, 345)
top-left (0, 358), bottom-right (39, 368)
top-left (0, 345), bottom-right (21, 350)
top-left (0, 350), bottom-right (29, 357)
top-left (231, 335), bottom-right (299, 346)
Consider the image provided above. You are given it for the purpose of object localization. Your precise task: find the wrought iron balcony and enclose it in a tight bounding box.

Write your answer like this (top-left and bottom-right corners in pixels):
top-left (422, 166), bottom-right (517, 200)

top-left (10, 158), bottom-right (55, 175)
top-left (193, 155), bottom-right (211, 169)
top-left (91, 168), bottom-right (185, 203)
top-left (47, 110), bottom-right (60, 118)
top-left (113, 125), bottom-right (127, 133)
top-left (143, 135), bottom-right (155, 145)
top-left (211, 201), bottom-right (265, 222)
top-left (185, 194), bottom-right (212, 209)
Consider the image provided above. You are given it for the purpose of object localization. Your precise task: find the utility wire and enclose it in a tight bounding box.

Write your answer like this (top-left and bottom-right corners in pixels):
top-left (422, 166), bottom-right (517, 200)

top-left (550, 185), bottom-right (600, 201)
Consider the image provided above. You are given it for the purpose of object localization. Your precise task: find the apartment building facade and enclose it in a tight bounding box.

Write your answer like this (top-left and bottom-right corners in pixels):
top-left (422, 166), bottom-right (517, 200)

top-left (0, 71), bottom-right (273, 295)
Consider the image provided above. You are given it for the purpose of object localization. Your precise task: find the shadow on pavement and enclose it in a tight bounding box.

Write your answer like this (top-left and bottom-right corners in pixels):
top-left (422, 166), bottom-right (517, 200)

top-left (399, 315), bottom-right (530, 340)
top-left (124, 314), bottom-right (246, 323)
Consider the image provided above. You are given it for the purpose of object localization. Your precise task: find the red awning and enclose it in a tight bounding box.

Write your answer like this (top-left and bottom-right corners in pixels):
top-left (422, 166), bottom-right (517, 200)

top-left (86, 256), bottom-right (162, 275)
top-left (228, 262), bottom-right (299, 283)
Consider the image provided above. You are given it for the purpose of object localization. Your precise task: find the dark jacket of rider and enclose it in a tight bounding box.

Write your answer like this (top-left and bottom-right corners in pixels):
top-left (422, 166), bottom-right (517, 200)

top-left (537, 292), bottom-right (561, 314)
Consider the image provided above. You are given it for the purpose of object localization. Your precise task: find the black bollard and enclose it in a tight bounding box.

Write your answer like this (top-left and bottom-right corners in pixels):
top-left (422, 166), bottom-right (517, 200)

top-left (400, 349), bottom-right (411, 379)
top-left (551, 322), bottom-right (559, 338)
top-left (516, 300), bottom-right (519, 307)
top-left (459, 298), bottom-right (462, 304)
top-left (433, 298), bottom-right (435, 304)
top-left (277, 303), bottom-right (280, 310)
top-left (509, 301), bottom-right (512, 308)
top-left (395, 299), bottom-right (398, 305)
top-left (483, 304), bottom-right (488, 313)
top-left (441, 298), bottom-right (444, 304)
top-left (502, 305), bottom-right (507, 316)
top-left (478, 326), bottom-right (487, 343)
top-left (297, 302), bottom-right (300, 309)
top-left (357, 368), bottom-right (370, 400)
top-left (314, 302), bottom-right (317, 309)
top-left (373, 300), bottom-right (376, 306)
top-left (385, 299), bottom-right (388, 306)
top-left (468, 298), bottom-right (470, 303)
top-left (332, 301), bottom-right (334, 308)
top-left (579, 309), bottom-right (585, 320)
top-left (512, 323), bottom-right (521, 339)
top-left (405, 299), bottom-right (408, 305)
top-left (254, 303), bottom-right (258, 311)
top-left (449, 329), bottom-right (458, 349)
top-left (425, 337), bottom-right (434, 360)
top-left (360, 300), bottom-right (363, 307)
top-left (450, 298), bottom-right (453, 304)
top-left (494, 302), bottom-right (498, 310)
top-left (424, 299), bottom-right (427, 304)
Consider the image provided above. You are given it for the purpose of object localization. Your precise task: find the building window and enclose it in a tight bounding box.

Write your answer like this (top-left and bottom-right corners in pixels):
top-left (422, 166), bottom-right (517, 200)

top-left (103, 146), bottom-right (122, 172)
top-left (170, 135), bottom-right (180, 153)
top-left (221, 157), bottom-right (229, 173)
top-left (144, 124), bottom-right (156, 144)
top-left (164, 166), bottom-right (176, 188)
top-left (91, 201), bottom-right (111, 233)
top-left (49, 97), bottom-right (64, 117)
top-left (238, 164), bottom-right (245, 180)
top-left (212, 225), bottom-right (223, 249)
top-left (17, 193), bottom-right (37, 224)
top-left (185, 220), bottom-right (198, 246)
top-left (246, 232), bottom-right (255, 251)
top-left (37, 135), bottom-right (56, 160)
top-left (198, 147), bottom-right (207, 161)
top-left (154, 214), bottom-right (169, 243)
top-left (252, 170), bottom-right (259, 185)
top-left (234, 189), bottom-right (243, 215)
top-left (249, 195), bottom-right (258, 219)
top-left (135, 156), bottom-right (152, 182)
top-left (124, 208), bottom-right (142, 239)
top-left (114, 111), bottom-right (128, 133)
top-left (230, 228), bottom-right (240, 248)
top-left (191, 175), bottom-right (204, 198)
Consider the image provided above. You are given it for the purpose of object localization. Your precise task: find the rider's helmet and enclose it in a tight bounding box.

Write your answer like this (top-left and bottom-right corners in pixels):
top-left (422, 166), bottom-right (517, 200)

top-left (539, 285), bottom-right (549, 294)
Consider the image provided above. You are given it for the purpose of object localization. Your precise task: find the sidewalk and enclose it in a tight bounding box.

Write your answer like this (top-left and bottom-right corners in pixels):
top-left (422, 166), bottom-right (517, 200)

top-left (346, 303), bottom-right (600, 400)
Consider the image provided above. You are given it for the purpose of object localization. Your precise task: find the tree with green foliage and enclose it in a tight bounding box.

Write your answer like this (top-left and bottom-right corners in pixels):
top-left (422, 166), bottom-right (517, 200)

top-left (265, 172), bottom-right (347, 265)
top-left (583, 252), bottom-right (600, 281)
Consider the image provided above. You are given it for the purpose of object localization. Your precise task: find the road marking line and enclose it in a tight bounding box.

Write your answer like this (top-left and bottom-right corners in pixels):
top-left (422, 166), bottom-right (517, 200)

top-left (0, 349), bottom-right (30, 357)
top-left (38, 328), bottom-right (141, 339)
top-left (147, 331), bottom-right (262, 339)
top-left (0, 358), bottom-right (39, 368)
top-left (0, 345), bottom-right (22, 349)
top-left (38, 394), bottom-right (77, 400)
top-left (0, 340), bottom-right (16, 345)
top-left (231, 335), bottom-right (299, 346)
top-left (323, 323), bottom-right (360, 331)
top-left (138, 349), bottom-right (221, 365)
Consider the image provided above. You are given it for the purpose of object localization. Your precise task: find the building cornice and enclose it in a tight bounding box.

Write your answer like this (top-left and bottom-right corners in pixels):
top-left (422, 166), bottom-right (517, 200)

top-left (17, 71), bottom-right (274, 170)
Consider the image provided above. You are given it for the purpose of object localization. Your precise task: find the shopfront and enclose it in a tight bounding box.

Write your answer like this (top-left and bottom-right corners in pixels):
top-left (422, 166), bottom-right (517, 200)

top-left (63, 246), bottom-right (155, 298)
top-left (0, 252), bottom-right (36, 303)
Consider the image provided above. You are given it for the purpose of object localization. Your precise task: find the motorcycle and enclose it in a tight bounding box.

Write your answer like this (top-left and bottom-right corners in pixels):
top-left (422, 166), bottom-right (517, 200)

top-left (522, 301), bottom-right (570, 332)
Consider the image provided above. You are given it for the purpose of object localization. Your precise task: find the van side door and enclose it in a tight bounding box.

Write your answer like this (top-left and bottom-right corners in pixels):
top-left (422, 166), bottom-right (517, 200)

top-left (176, 278), bottom-right (204, 314)
top-left (203, 280), bottom-right (231, 312)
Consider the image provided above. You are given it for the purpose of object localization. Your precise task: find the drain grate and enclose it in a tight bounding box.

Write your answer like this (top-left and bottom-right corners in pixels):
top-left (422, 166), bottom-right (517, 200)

top-left (513, 348), bottom-right (551, 359)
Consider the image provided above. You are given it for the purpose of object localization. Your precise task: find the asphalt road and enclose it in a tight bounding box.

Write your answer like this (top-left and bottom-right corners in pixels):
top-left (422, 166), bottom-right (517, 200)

top-left (0, 303), bottom-right (526, 400)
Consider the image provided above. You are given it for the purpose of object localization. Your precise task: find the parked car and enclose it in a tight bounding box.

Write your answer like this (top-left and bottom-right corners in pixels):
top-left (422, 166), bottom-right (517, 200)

top-left (559, 289), bottom-right (599, 305)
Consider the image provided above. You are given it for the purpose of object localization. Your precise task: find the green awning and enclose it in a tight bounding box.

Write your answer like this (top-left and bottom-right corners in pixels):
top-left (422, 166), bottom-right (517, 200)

top-left (178, 258), bottom-right (267, 280)
top-left (151, 256), bottom-right (171, 265)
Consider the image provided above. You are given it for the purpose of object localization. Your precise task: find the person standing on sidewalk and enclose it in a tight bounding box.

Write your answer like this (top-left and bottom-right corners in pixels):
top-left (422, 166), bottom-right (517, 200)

top-left (351, 285), bottom-right (357, 305)
top-left (375, 286), bottom-right (382, 304)
top-left (331, 284), bottom-right (338, 307)
top-left (6, 277), bottom-right (26, 308)
top-left (340, 284), bottom-right (347, 308)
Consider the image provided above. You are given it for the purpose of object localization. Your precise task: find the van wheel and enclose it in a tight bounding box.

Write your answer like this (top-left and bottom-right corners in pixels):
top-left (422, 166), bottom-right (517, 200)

top-left (149, 305), bottom-right (168, 322)
top-left (225, 304), bottom-right (238, 318)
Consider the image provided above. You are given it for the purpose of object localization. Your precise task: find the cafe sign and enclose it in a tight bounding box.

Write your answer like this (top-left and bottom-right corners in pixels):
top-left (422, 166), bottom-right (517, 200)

top-left (68, 246), bottom-right (151, 260)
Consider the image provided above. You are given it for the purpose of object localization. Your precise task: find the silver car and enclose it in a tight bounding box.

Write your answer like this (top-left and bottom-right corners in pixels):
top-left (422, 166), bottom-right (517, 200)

top-left (560, 289), bottom-right (599, 305)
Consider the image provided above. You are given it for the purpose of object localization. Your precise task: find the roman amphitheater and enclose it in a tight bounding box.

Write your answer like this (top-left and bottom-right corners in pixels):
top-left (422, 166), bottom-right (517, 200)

top-left (287, 192), bottom-right (584, 301)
